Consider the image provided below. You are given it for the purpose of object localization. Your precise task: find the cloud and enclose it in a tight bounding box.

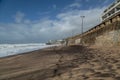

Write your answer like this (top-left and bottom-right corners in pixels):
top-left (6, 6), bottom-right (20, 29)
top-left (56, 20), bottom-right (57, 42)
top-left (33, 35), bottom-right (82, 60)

top-left (38, 11), bottom-right (51, 16)
top-left (14, 11), bottom-right (25, 23)
top-left (103, 0), bottom-right (110, 5)
top-left (56, 7), bottom-right (105, 34)
top-left (69, 2), bottom-right (81, 8)
top-left (24, 19), bottom-right (31, 24)
top-left (64, 2), bottom-right (81, 10)
top-left (0, 5), bottom-right (106, 43)
top-left (53, 4), bottom-right (57, 9)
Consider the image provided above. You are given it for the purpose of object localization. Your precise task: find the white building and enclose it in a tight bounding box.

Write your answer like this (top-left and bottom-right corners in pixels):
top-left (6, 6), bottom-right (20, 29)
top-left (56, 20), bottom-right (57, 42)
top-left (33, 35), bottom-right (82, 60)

top-left (102, 0), bottom-right (120, 21)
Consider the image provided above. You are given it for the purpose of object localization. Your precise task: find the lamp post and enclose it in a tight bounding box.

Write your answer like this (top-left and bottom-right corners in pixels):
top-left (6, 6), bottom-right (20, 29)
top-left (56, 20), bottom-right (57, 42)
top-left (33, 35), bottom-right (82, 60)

top-left (81, 16), bottom-right (85, 34)
top-left (80, 16), bottom-right (85, 45)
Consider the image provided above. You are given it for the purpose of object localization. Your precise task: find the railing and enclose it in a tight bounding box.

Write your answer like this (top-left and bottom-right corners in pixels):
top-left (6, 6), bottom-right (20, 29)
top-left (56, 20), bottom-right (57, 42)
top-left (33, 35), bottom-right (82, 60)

top-left (102, 1), bottom-right (120, 17)
top-left (102, 9), bottom-right (120, 21)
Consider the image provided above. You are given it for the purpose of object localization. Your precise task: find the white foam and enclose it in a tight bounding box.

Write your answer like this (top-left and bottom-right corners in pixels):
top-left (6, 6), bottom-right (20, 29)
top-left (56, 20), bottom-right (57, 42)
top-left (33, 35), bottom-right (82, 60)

top-left (0, 43), bottom-right (54, 57)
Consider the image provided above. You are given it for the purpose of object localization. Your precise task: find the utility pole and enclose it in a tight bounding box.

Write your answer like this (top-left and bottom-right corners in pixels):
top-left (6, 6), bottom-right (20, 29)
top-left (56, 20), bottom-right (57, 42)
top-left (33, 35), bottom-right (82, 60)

top-left (80, 16), bottom-right (85, 45)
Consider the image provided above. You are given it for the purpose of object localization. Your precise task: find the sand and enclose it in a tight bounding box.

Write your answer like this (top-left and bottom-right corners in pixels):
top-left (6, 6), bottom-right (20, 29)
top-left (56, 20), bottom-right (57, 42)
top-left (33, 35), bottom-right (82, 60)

top-left (0, 45), bottom-right (120, 80)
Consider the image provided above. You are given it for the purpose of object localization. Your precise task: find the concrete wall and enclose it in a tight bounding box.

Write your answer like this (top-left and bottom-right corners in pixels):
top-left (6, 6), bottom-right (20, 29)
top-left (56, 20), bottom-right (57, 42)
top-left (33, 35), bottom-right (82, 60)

top-left (95, 30), bottom-right (120, 47)
top-left (67, 15), bottom-right (120, 46)
top-left (81, 21), bottom-right (120, 46)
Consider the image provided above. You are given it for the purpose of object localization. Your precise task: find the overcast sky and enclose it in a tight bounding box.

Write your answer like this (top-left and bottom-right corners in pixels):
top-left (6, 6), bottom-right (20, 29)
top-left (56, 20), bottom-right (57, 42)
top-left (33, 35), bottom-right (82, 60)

top-left (0, 0), bottom-right (114, 44)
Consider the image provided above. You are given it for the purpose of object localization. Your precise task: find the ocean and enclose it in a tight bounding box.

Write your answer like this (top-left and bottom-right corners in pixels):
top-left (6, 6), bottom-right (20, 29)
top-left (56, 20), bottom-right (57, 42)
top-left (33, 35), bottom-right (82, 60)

top-left (0, 43), bottom-right (54, 58)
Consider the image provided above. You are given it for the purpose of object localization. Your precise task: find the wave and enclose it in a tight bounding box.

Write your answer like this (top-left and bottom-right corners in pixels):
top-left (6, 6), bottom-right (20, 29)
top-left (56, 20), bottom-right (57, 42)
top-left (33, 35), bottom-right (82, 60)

top-left (0, 43), bottom-right (54, 57)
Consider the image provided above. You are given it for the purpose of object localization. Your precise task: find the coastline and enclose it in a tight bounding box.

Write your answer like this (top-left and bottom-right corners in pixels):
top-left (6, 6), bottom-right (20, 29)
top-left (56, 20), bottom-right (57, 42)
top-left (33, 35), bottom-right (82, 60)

top-left (0, 43), bottom-right (55, 58)
top-left (0, 45), bottom-right (57, 59)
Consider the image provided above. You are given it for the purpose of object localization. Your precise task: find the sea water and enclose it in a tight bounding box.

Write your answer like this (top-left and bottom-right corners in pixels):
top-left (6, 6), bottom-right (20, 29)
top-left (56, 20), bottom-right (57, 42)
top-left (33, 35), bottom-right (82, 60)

top-left (0, 43), bottom-right (54, 58)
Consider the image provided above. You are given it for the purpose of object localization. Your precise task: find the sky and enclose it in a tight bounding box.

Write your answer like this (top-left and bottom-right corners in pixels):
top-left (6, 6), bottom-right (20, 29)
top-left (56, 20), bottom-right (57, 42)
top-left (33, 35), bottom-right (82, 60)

top-left (0, 0), bottom-right (114, 44)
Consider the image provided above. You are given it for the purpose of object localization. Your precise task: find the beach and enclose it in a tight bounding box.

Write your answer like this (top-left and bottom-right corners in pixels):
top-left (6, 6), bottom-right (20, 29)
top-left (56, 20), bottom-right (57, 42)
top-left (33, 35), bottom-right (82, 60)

top-left (0, 45), bottom-right (120, 80)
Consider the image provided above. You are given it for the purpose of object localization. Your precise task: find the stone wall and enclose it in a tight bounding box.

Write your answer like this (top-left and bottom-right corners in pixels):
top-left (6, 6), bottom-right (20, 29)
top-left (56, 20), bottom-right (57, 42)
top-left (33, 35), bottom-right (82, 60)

top-left (95, 30), bottom-right (120, 47)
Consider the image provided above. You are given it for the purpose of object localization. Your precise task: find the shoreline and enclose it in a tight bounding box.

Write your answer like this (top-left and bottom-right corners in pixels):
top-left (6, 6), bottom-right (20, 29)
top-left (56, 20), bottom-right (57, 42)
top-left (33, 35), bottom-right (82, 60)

top-left (0, 44), bottom-right (56, 59)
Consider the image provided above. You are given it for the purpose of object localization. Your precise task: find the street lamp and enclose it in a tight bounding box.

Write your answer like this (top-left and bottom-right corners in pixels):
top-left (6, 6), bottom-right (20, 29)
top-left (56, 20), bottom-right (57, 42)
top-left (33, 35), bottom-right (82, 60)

top-left (80, 16), bottom-right (85, 45)
top-left (81, 16), bottom-right (85, 34)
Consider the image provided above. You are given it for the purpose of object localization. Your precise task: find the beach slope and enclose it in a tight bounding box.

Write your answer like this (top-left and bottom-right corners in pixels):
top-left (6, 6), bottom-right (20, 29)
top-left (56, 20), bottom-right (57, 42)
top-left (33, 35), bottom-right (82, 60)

top-left (0, 45), bottom-right (120, 80)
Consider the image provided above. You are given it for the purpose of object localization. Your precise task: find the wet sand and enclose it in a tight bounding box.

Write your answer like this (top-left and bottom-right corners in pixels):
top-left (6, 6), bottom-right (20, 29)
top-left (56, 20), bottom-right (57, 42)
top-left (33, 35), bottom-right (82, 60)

top-left (0, 45), bottom-right (120, 80)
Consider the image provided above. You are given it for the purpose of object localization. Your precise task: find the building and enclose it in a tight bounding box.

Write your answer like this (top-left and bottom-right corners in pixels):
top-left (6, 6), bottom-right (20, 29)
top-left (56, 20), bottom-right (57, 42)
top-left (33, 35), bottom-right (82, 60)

top-left (102, 0), bottom-right (120, 21)
top-left (46, 39), bottom-right (66, 45)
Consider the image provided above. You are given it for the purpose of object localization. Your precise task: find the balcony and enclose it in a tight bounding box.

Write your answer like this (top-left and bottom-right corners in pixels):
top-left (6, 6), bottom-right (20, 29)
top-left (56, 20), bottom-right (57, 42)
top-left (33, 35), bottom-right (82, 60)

top-left (102, 1), bottom-right (120, 21)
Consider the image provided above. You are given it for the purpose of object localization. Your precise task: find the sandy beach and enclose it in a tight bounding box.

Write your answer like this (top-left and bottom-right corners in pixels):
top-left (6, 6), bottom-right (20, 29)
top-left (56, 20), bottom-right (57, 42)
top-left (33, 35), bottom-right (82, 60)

top-left (0, 45), bottom-right (120, 80)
